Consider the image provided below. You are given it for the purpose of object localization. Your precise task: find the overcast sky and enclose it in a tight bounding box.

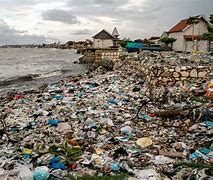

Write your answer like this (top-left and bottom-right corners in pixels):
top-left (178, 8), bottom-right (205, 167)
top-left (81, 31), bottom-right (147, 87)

top-left (0, 0), bottom-right (212, 45)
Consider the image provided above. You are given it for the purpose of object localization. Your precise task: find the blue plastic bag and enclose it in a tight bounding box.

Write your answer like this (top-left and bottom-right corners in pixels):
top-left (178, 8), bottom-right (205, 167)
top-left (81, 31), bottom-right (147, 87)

top-left (50, 157), bottom-right (67, 170)
top-left (48, 119), bottom-right (61, 126)
top-left (111, 162), bottom-right (121, 171)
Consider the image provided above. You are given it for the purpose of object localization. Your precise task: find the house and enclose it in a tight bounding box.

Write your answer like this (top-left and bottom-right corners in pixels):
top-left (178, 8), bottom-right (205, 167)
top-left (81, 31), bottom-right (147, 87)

top-left (167, 15), bottom-right (209, 52)
top-left (148, 36), bottom-right (160, 44)
top-left (93, 28), bottom-right (119, 49)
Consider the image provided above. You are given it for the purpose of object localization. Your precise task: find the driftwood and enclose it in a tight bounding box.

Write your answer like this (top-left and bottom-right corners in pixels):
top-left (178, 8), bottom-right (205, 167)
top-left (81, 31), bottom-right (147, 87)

top-left (155, 110), bottom-right (182, 118)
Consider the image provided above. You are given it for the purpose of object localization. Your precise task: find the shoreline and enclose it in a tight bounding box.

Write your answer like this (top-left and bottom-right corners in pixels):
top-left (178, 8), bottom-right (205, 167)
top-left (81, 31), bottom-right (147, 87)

top-left (0, 48), bottom-right (88, 97)
top-left (0, 54), bottom-right (212, 179)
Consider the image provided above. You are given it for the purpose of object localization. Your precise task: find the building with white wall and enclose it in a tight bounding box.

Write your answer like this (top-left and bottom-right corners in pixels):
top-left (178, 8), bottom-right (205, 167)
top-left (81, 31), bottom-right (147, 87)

top-left (93, 28), bottom-right (119, 49)
top-left (168, 15), bottom-right (209, 52)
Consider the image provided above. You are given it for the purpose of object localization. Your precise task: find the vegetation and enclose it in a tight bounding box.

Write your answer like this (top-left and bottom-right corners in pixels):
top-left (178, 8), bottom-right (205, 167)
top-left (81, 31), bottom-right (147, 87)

top-left (134, 39), bottom-right (143, 43)
top-left (202, 24), bottom-right (213, 40)
top-left (209, 14), bottom-right (213, 24)
top-left (119, 38), bottom-right (132, 48)
top-left (187, 16), bottom-right (200, 50)
top-left (143, 38), bottom-right (152, 46)
top-left (202, 14), bottom-right (213, 51)
top-left (160, 37), bottom-right (177, 50)
top-left (202, 14), bottom-right (213, 41)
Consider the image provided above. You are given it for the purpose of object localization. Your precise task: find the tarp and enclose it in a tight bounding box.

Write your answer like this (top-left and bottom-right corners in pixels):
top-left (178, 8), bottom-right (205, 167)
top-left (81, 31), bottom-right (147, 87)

top-left (126, 42), bottom-right (144, 49)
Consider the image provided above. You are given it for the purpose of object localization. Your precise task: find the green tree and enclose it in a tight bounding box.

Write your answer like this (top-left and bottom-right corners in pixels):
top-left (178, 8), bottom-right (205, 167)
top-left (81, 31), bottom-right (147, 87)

top-left (119, 38), bottom-right (132, 48)
top-left (160, 37), bottom-right (177, 50)
top-left (119, 40), bottom-right (126, 48)
top-left (202, 14), bottom-right (213, 51)
top-left (187, 16), bottom-right (200, 50)
top-left (134, 39), bottom-right (143, 43)
top-left (209, 14), bottom-right (213, 24)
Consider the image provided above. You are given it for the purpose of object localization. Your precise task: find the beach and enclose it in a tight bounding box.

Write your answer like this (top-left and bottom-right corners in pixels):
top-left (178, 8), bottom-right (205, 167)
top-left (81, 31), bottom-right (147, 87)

top-left (0, 51), bottom-right (212, 179)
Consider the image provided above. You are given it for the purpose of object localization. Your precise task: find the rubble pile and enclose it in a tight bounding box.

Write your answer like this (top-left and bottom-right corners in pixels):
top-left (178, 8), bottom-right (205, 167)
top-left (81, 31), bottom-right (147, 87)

top-left (0, 52), bottom-right (213, 179)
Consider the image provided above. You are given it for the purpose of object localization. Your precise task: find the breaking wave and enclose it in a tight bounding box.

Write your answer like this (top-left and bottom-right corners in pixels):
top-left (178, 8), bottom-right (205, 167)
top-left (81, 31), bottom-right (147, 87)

top-left (0, 69), bottom-right (73, 87)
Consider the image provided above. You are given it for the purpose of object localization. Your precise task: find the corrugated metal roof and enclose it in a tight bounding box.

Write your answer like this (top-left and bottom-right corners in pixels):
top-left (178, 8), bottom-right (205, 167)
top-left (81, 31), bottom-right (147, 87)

top-left (93, 29), bottom-right (115, 40)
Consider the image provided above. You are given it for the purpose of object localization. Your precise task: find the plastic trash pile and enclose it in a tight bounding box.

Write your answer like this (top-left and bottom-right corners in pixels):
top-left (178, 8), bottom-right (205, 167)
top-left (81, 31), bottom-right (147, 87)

top-left (0, 54), bottom-right (213, 179)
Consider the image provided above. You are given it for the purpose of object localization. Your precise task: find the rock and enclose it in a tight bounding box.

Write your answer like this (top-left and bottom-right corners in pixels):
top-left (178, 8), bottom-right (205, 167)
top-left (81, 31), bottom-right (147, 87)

top-left (181, 71), bottom-right (189, 77)
top-left (101, 59), bottom-right (115, 71)
top-left (175, 66), bottom-right (181, 72)
top-left (161, 71), bottom-right (172, 77)
top-left (190, 69), bottom-right (198, 78)
top-left (181, 66), bottom-right (187, 70)
top-left (198, 71), bottom-right (207, 78)
top-left (173, 72), bottom-right (180, 78)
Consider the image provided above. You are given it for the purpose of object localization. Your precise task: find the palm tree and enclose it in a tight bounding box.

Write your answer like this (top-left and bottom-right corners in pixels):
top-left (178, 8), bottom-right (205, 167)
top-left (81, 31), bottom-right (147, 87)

top-left (187, 16), bottom-right (200, 51)
top-left (202, 14), bottom-right (213, 51)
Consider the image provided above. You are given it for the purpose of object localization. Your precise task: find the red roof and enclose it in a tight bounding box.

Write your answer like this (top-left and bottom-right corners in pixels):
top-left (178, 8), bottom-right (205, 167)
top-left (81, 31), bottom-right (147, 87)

top-left (168, 19), bottom-right (189, 33)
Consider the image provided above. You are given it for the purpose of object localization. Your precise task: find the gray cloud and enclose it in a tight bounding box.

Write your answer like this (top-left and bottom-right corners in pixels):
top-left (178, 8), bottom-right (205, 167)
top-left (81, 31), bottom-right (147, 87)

top-left (78, 0), bottom-right (212, 38)
top-left (0, 0), bottom-right (36, 5)
top-left (127, 0), bottom-right (213, 37)
top-left (42, 9), bottom-right (79, 24)
top-left (67, 0), bottom-right (129, 7)
top-left (0, 0), bottom-right (212, 43)
top-left (71, 29), bottom-right (93, 35)
top-left (95, 0), bottom-right (113, 4)
top-left (0, 19), bottom-right (46, 45)
top-left (0, 0), bottom-right (38, 10)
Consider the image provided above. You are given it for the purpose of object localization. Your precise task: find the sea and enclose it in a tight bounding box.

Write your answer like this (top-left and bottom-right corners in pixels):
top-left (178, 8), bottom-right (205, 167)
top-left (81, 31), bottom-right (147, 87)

top-left (0, 48), bottom-right (87, 94)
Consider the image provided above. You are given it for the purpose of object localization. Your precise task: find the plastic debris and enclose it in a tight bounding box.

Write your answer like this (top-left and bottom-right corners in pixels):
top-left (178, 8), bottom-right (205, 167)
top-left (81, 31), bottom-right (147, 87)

top-left (33, 166), bottom-right (50, 180)
top-left (121, 126), bottom-right (133, 136)
top-left (0, 51), bottom-right (213, 179)
top-left (189, 148), bottom-right (213, 161)
top-left (135, 168), bottom-right (159, 180)
top-left (56, 122), bottom-right (72, 134)
top-left (22, 148), bottom-right (33, 158)
top-left (18, 165), bottom-right (33, 180)
top-left (151, 155), bottom-right (175, 165)
top-left (48, 119), bottom-right (61, 126)
top-left (111, 162), bottom-right (121, 171)
top-left (50, 157), bottom-right (67, 170)
top-left (136, 137), bottom-right (153, 148)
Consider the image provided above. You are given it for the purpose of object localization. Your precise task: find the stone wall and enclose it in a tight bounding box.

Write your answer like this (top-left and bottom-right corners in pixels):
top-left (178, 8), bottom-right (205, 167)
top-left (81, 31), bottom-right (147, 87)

top-left (139, 63), bottom-right (212, 86)
top-left (82, 48), bottom-right (120, 64)
top-left (95, 49), bottom-right (120, 62)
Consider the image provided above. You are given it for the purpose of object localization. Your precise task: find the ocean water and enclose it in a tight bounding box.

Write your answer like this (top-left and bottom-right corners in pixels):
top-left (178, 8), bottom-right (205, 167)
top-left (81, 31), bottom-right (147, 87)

top-left (0, 48), bottom-right (87, 92)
